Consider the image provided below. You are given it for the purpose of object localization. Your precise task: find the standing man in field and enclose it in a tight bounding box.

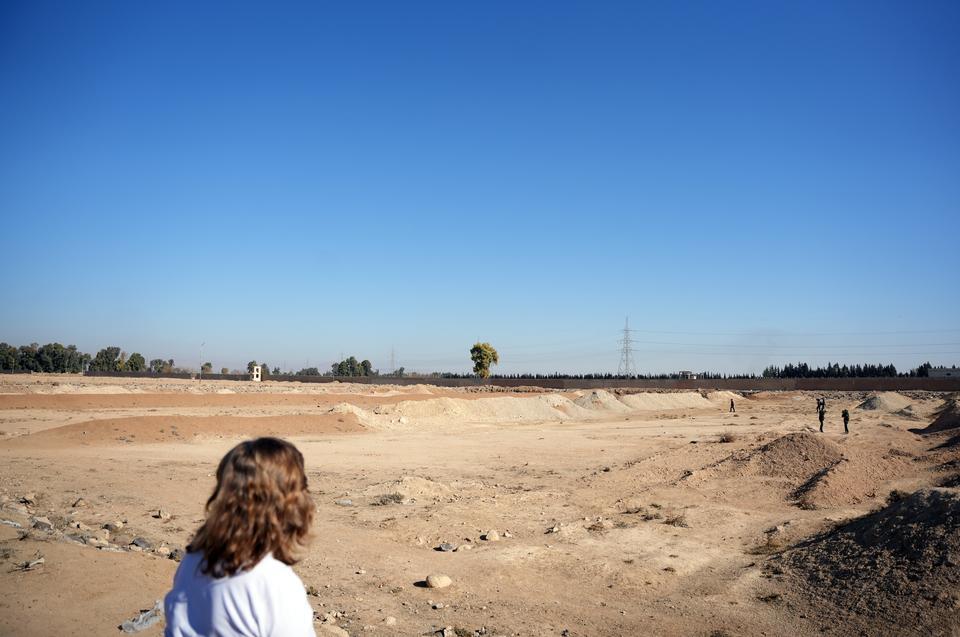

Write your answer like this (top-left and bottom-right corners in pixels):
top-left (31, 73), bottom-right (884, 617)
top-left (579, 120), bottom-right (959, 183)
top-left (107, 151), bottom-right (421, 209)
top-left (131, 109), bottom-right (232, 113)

top-left (729, 398), bottom-right (736, 413)
top-left (842, 408), bottom-right (850, 434)
top-left (819, 405), bottom-right (826, 432)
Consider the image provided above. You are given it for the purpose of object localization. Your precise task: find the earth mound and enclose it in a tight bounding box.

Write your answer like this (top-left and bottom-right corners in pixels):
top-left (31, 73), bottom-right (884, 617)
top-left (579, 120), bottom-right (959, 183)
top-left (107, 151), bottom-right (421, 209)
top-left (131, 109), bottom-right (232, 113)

top-left (856, 392), bottom-right (912, 412)
top-left (751, 432), bottom-right (844, 481)
top-left (778, 488), bottom-right (960, 634)
top-left (911, 398), bottom-right (960, 435)
top-left (573, 390), bottom-right (632, 412)
top-left (617, 392), bottom-right (712, 410)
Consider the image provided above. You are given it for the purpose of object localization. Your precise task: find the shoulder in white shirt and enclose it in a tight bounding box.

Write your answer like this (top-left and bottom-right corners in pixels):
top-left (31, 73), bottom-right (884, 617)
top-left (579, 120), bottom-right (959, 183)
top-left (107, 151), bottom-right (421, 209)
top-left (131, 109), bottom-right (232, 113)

top-left (164, 551), bottom-right (316, 637)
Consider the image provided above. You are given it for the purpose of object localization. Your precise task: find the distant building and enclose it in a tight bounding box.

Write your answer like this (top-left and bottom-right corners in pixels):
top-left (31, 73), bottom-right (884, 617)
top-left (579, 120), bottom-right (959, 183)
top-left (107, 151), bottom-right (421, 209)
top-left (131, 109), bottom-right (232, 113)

top-left (677, 370), bottom-right (698, 380)
top-left (251, 365), bottom-right (262, 382)
top-left (929, 367), bottom-right (960, 378)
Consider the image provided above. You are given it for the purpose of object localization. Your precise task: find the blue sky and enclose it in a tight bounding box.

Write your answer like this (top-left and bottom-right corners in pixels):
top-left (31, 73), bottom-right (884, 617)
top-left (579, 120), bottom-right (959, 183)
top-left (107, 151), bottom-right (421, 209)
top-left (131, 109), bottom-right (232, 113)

top-left (1, 2), bottom-right (958, 374)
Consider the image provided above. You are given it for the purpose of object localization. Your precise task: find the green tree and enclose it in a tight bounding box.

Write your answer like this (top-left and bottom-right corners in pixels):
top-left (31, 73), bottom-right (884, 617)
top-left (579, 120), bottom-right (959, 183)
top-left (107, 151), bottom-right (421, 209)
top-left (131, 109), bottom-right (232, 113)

top-left (90, 347), bottom-right (122, 372)
top-left (247, 360), bottom-right (259, 374)
top-left (126, 353), bottom-right (146, 372)
top-left (149, 359), bottom-right (165, 373)
top-left (394, 366), bottom-right (405, 378)
top-left (360, 359), bottom-right (373, 376)
top-left (202, 362), bottom-right (213, 373)
top-left (470, 342), bottom-right (499, 378)
top-left (220, 367), bottom-right (229, 374)
top-left (0, 343), bottom-right (17, 371)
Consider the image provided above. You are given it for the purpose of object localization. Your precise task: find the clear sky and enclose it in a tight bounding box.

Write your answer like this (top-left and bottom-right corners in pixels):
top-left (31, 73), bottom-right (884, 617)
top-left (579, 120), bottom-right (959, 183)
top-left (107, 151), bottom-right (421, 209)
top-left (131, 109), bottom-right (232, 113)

top-left (1, 1), bottom-right (958, 375)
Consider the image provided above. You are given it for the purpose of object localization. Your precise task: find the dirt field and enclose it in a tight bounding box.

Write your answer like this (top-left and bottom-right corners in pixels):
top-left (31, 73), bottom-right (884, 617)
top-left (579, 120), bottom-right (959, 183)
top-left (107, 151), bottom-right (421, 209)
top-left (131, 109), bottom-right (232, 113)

top-left (1, 374), bottom-right (957, 636)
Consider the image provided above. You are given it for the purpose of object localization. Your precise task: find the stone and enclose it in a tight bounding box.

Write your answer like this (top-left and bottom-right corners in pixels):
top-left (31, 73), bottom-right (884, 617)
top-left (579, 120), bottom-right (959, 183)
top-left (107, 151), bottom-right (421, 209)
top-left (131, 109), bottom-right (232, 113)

top-left (482, 530), bottom-right (500, 542)
top-left (72, 497), bottom-right (88, 508)
top-left (155, 546), bottom-right (171, 558)
top-left (131, 537), bottom-right (153, 550)
top-left (120, 600), bottom-right (163, 634)
top-left (318, 625), bottom-right (350, 637)
top-left (71, 521), bottom-right (92, 532)
top-left (152, 509), bottom-right (171, 521)
top-left (454, 544), bottom-right (472, 552)
top-left (334, 499), bottom-right (353, 506)
top-left (503, 531), bottom-right (512, 538)
top-left (169, 548), bottom-right (185, 562)
top-left (437, 542), bottom-right (455, 552)
top-left (425, 574), bottom-right (452, 589)
top-left (32, 516), bottom-right (54, 532)
top-left (546, 525), bottom-right (560, 534)
top-left (87, 537), bottom-right (110, 548)
top-left (382, 617), bottom-right (397, 626)
top-left (104, 520), bottom-right (124, 532)
top-left (20, 493), bottom-right (36, 505)
top-left (432, 602), bottom-right (444, 609)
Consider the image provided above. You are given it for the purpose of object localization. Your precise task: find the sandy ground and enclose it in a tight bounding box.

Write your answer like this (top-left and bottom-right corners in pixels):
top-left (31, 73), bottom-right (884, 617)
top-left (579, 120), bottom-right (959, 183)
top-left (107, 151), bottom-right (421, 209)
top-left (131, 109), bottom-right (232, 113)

top-left (0, 374), bottom-right (956, 636)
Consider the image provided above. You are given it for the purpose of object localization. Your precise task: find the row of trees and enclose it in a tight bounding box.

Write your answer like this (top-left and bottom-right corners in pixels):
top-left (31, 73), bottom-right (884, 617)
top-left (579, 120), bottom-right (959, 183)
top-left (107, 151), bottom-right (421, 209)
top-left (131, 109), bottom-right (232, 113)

top-left (0, 342), bottom-right (91, 373)
top-left (0, 341), bottom-right (949, 380)
top-left (762, 362), bottom-right (900, 378)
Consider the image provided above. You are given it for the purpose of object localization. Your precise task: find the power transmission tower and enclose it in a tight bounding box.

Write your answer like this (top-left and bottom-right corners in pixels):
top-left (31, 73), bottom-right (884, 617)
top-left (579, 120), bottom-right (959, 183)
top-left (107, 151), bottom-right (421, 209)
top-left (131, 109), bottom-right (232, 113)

top-left (390, 347), bottom-right (396, 374)
top-left (618, 317), bottom-right (637, 377)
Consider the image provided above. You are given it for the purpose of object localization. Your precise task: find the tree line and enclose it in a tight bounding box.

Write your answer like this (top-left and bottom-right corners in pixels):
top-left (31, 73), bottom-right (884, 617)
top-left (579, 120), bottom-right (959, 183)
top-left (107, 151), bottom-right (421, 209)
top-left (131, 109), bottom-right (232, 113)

top-left (760, 361), bottom-right (942, 378)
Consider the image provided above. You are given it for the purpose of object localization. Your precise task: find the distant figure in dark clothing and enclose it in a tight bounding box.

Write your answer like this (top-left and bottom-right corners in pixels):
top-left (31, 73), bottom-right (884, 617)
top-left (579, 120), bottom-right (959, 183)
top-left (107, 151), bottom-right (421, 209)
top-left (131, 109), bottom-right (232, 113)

top-left (818, 407), bottom-right (826, 433)
top-left (729, 399), bottom-right (736, 413)
top-left (842, 409), bottom-right (850, 434)
top-left (816, 397), bottom-right (825, 414)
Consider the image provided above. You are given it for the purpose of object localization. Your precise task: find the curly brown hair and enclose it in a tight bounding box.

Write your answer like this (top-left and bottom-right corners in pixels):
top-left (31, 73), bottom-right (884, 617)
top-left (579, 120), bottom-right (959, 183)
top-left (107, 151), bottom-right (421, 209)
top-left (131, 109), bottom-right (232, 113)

top-left (187, 437), bottom-right (313, 577)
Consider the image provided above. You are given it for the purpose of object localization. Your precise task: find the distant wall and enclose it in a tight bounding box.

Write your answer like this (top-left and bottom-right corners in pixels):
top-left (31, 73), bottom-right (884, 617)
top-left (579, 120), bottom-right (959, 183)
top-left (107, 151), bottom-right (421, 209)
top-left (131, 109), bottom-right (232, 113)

top-left (80, 371), bottom-right (960, 392)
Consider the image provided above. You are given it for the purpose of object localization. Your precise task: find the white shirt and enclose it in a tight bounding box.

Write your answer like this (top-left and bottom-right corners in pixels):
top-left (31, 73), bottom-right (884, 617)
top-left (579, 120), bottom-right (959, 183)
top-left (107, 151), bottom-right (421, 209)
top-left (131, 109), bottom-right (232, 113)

top-left (164, 551), bottom-right (316, 637)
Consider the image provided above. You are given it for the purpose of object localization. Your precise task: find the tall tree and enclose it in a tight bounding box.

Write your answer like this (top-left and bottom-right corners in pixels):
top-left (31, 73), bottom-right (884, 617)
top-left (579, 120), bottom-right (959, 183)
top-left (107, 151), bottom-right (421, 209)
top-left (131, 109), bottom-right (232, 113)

top-left (89, 347), bottom-right (122, 372)
top-left (470, 342), bottom-right (499, 379)
top-left (126, 353), bottom-right (146, 372)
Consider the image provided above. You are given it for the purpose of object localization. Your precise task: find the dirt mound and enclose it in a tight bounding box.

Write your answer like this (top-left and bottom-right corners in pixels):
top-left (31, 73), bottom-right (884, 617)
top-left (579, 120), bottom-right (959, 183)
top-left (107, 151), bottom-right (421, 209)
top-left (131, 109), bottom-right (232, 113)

top-left (375, 395), bottom-right (576, 424)
top-left (893, 405), bottom-right (922, 420)
top-left (911, 399), bottom-right (960, 435)
top-left (617, 392), bottom-right (712, 410)
top-left (857, 392), bottom-right (912, 412)
top-left (0, 414), bottom-right (365, 447)
top-left (779, 488), bottom-right (960, 634)
top-left (750, 432), bottom-right (844, 481)
top-left (707, 390), bottom-right (742, 404)
top-left (361, 476), bottom-right (453, 504)
top-left (572, 390), bottom-right (632, 412)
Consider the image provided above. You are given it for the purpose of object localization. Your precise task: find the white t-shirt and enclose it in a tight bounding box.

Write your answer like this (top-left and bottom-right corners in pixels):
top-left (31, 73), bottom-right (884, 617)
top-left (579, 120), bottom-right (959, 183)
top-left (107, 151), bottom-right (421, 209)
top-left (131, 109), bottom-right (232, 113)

top-left (164, 551), bottom-right (316, 637)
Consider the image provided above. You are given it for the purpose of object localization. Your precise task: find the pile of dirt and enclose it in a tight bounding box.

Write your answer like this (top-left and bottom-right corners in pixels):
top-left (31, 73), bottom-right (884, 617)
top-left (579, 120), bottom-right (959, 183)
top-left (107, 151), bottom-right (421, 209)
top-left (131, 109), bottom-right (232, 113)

top-left (750, 432), bottom-right (844, 481)
top-left (893, 405), bottom-right (922, 420)
top-left (707, 390), bottom-right (743, 404)
top-left (361, 476), bottom-right (453, 504)
top-left (911, 398), bottom-right (960, 435)
top-left (857, 392), bottom-right (912, 412)
top-left (572, 390), bottom-right (632, 412)
top-left (778, 488), bottom-right (960, 634)
top-left (1, 414), bottom-right (365, 447)
top-left (617, 392), bottom-right (712, 410)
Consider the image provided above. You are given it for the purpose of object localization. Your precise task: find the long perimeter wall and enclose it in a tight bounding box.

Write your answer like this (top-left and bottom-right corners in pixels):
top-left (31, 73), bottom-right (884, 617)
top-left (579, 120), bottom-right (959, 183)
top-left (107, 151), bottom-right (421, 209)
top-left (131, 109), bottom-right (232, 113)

top-left (81, 371), bottom-right (960, 392)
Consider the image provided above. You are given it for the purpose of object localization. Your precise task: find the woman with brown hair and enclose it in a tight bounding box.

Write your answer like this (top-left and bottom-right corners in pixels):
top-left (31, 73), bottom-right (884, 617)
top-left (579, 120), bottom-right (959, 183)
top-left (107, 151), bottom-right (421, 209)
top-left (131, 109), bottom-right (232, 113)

top-left (164, 437), bottom-right (316, 636)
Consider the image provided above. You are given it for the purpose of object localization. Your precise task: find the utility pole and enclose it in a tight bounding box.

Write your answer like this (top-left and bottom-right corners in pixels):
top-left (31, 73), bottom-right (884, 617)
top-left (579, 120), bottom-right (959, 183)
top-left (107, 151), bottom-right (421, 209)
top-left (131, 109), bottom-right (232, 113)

top-left (390, 347), bottom-right (396, 374)
top-left (617, 317), bottom-right (636, 377)
top-left (199, 342), bottom-right (205, 382)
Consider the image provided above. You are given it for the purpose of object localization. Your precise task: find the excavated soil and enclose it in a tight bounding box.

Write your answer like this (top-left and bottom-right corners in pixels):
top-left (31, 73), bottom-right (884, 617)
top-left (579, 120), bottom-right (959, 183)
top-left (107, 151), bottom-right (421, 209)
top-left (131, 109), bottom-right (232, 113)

top-left (777, 488), bottom-right (960, 636)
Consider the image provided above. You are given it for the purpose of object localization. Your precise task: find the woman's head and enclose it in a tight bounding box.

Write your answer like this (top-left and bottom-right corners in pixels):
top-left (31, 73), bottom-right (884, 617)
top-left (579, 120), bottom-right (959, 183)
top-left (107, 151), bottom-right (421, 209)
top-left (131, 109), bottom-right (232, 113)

top-left (188, 437), bottom-right (313, 577)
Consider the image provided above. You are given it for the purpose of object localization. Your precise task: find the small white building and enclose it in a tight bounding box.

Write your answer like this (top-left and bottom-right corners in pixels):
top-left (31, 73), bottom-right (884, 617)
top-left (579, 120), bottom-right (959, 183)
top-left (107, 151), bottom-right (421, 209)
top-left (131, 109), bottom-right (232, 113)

top-left (251, 365), bottom-right (262, 382)
top-left (929, 367), bottom-right (960, 378)
top-left (677, 370), bottom-right (698, 380)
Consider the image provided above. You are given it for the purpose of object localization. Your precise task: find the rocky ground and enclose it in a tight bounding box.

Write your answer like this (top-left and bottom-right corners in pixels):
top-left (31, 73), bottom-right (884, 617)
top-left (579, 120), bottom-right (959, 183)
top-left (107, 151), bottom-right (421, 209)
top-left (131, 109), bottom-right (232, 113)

top-left (0, 375), bottom-right (957, 636)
